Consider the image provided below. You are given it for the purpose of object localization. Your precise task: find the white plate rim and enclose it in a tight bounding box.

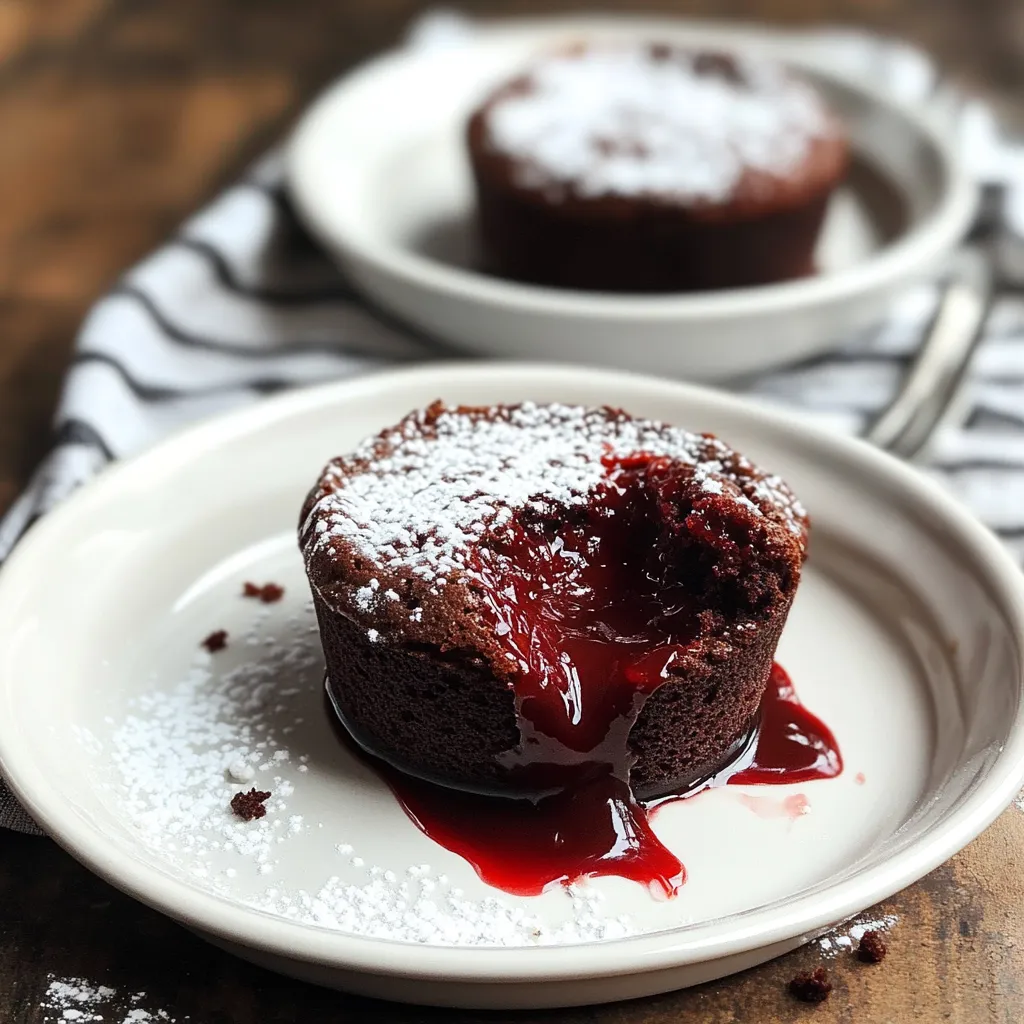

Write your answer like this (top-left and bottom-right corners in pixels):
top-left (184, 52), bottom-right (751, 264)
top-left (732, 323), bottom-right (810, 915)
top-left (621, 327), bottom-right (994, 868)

top-left (1, 361), bottom-right (1023, 983)
top-left (286, 14), bottom-right (978, 324)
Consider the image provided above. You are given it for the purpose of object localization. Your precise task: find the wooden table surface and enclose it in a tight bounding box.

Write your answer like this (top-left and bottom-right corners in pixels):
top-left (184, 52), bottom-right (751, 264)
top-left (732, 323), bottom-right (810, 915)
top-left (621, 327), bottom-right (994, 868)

top-left (2, 2), bottom-right (1024, 1022)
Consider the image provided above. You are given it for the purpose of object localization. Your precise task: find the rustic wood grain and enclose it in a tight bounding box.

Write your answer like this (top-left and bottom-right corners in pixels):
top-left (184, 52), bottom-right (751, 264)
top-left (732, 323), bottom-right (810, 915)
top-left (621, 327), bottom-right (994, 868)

top-left (1, 2), bottom-right (1023, 1022)
top-left (3, 812), bottom-right (1024, 1023)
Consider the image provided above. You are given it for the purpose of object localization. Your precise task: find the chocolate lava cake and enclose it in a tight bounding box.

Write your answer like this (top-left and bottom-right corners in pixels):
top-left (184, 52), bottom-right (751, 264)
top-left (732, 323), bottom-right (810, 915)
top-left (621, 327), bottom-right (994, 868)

top-left (300, 402), bottom-right (808, 800)
top-left (467, 43), bottom-right (849, 292)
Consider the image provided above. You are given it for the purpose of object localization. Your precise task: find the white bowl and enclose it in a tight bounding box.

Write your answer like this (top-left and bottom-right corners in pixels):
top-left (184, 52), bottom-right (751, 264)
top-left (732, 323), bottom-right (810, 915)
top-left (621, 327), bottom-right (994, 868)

top-left (0, 364), bottom-right (1022, 1009)
top-left (287, 16), bottom-right (977, 381)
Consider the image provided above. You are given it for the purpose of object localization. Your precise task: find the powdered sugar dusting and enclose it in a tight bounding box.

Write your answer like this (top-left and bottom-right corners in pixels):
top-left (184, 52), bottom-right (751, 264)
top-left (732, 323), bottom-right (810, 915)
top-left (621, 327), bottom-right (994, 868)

top-left (40, 978), bottom-right (179, 1024)
top-left (107, 620), bottom-right (317, 877)
top-left (815, 914), bottom-right (898, 958)
top-left (485, 46), bottom-right (832, 201)
top-left (250, 866), bottom-right (632, 945)
top-left (301, 402), bottom-right (806, 593)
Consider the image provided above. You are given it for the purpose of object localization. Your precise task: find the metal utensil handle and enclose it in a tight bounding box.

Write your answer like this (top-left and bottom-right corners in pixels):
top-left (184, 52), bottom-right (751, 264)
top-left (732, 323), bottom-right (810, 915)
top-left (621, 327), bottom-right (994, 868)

top-left (864, 247), bottom-right (992, 458)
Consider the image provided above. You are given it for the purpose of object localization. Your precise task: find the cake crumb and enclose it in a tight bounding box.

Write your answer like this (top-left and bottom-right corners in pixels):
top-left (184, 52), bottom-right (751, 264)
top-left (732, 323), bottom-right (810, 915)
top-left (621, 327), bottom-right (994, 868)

top-left (789, 966), bottom-right (832, 1003)
top-left (230, 788), bottom-right (271, 821)
top-left (201, 630), bottom-right (228, 653)
top-left (857, 930), bottom-right (887, 963)
top-left (243, 581), bottom-right (285, 603)
top-left (816, 914), bottom-right (897, 957)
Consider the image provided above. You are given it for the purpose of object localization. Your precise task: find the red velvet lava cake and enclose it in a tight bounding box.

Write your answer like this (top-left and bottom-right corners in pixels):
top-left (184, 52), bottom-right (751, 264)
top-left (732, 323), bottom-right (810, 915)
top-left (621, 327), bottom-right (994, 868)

top-left (300, 402), bottom-right (808, 803)
top-left (467, 43), bottom-right (849, 292)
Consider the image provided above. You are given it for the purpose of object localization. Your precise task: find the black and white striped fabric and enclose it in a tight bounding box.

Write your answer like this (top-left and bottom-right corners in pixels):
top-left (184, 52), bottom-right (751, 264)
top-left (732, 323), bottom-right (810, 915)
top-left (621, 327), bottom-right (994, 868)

top-left (3, 24), bottom-right (1023, 834)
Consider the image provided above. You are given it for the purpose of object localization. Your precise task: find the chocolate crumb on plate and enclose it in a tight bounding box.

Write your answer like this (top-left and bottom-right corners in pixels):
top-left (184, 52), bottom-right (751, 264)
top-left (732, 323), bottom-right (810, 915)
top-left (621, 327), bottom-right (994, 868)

top-left (789, 966), bottom-right (832, 1003)
top-left (857, 929), bottom-right (888, 963)
top-left (201, 629), bottom-right (228, 653)
top-left (243, 581), bottom-right (285, 603)
top-left (230, 788), bottom-right (271, 821)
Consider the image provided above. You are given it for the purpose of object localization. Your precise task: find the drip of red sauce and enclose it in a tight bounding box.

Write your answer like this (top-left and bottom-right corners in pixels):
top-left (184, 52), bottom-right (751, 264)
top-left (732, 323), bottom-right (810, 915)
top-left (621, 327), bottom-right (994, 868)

top-left (330, 454), bottom-right (841, 898)
top-left (723, 663), bottom-right (843, 787)
top-left (333, 662), bottom-right (841, 898)
top-left (470, 456), bottom-right (704, 792)
top-left (382, 769), bottom-right (684, 898)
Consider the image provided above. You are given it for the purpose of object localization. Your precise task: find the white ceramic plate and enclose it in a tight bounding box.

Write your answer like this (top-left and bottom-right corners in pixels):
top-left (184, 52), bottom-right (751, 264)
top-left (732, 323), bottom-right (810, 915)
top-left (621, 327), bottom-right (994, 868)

top-left (1, 364), bottom-right (1023, 1010)
top-left (287, 16), bottom-right (977, 381)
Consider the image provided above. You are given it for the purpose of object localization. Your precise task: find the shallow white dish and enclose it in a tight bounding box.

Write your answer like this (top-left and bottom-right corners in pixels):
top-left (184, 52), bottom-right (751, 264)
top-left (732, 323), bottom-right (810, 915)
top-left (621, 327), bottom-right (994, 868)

top-left (1, 363), bottom-right (1023, 1010)
top-left (287, 16), bottom-right (977, 381)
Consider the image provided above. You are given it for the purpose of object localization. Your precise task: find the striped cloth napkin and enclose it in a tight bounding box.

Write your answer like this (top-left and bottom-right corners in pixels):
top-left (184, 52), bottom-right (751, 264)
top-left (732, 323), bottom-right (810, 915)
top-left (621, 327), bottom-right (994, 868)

top-left (2, 21), bottom-right (1022, 834)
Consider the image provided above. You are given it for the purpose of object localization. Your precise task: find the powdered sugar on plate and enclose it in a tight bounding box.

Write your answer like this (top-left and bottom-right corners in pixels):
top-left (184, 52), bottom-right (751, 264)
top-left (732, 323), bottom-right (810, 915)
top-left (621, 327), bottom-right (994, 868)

top-left (483, 45), bottom-right (833, 202)
top-left (250, 866), bottom-right (631, 946)
top-left (97, 575), bottom-right (636, 947)
top-left (105, 605), bottom-right (315, 879)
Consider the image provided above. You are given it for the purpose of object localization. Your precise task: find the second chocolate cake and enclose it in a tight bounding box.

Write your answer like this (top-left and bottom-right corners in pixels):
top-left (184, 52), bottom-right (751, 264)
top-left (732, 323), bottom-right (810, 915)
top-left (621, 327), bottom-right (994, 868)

top-left (300, 401), bottom-right (808, 801)
top-left (467, 43), bottom-right (849, 292)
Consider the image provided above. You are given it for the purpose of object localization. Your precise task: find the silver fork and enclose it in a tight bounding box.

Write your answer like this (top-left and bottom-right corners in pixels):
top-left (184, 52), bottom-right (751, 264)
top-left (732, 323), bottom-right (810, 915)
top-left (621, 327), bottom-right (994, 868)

top-left (862, 107), bottom-right (1023, 459)
top-left (863, 244), bottom-right (992, 458)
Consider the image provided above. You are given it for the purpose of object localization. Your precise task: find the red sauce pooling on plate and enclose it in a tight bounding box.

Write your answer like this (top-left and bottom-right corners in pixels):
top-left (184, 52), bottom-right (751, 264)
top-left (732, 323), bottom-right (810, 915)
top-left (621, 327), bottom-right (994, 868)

top-left (387, 770), bottom-right (684, 898)
top-left (334, 663), bottom-right (841, 898)
top-left (330, 454), bottom-right (839, 897)
top-left (724, 663), bottom-right (843, 787)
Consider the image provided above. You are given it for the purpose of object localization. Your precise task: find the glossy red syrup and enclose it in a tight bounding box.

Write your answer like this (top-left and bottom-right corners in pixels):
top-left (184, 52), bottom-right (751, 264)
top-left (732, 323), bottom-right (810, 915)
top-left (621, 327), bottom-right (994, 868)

top-left (379, 769), bottom-right (685, 898)
top-left (723, 663), bottom-right (843, 786)
top-left (471, 457), bottom-right (705, 792)
top-left (333, 456), bottom-right (841, 897)
top-left (357, 663), bottom-right (842, 897)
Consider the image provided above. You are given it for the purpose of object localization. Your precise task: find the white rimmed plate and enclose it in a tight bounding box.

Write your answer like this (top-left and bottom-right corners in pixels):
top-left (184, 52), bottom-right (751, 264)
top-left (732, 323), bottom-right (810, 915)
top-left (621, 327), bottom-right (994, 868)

top-left (287, 17), bottom-right (977, 381)
top-left (1, 363), bottom-right (1023, 1010)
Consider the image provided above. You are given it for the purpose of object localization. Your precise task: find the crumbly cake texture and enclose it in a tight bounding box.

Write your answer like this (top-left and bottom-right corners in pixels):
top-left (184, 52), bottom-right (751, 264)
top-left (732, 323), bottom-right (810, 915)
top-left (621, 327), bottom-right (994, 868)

top-left (300, 401), bottom-right (808, 796)
top-left (857, 929), bottom-right (888, 963)
top-left (479, 45), bottom-right (838, 205)
top-left (301, 401), bottom-right (806, 622)
top-left (789, 966), bottom-right (833, 1003)
top-left (230, 787), bottom-right (271, 821)
top-left (201, 629), bottom-right (228, 653)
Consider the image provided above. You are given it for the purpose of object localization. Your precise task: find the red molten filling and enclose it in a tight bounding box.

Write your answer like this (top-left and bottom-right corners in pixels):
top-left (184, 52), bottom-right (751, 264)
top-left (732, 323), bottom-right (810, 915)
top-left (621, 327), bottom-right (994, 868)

top-left (470, 456), bottom-right (710, 793)
top-left (358, 664), bottom-right (841, 898)
top-left (333, 454), bottom-right (842, 896)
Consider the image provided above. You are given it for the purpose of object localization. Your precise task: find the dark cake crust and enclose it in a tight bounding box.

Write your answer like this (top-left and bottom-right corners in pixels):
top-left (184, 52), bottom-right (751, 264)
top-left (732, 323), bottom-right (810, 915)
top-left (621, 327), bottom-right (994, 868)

top-left (301, 402), bottom-right (808, 798)
top-left (466, 43), bottom-right (848, 292)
